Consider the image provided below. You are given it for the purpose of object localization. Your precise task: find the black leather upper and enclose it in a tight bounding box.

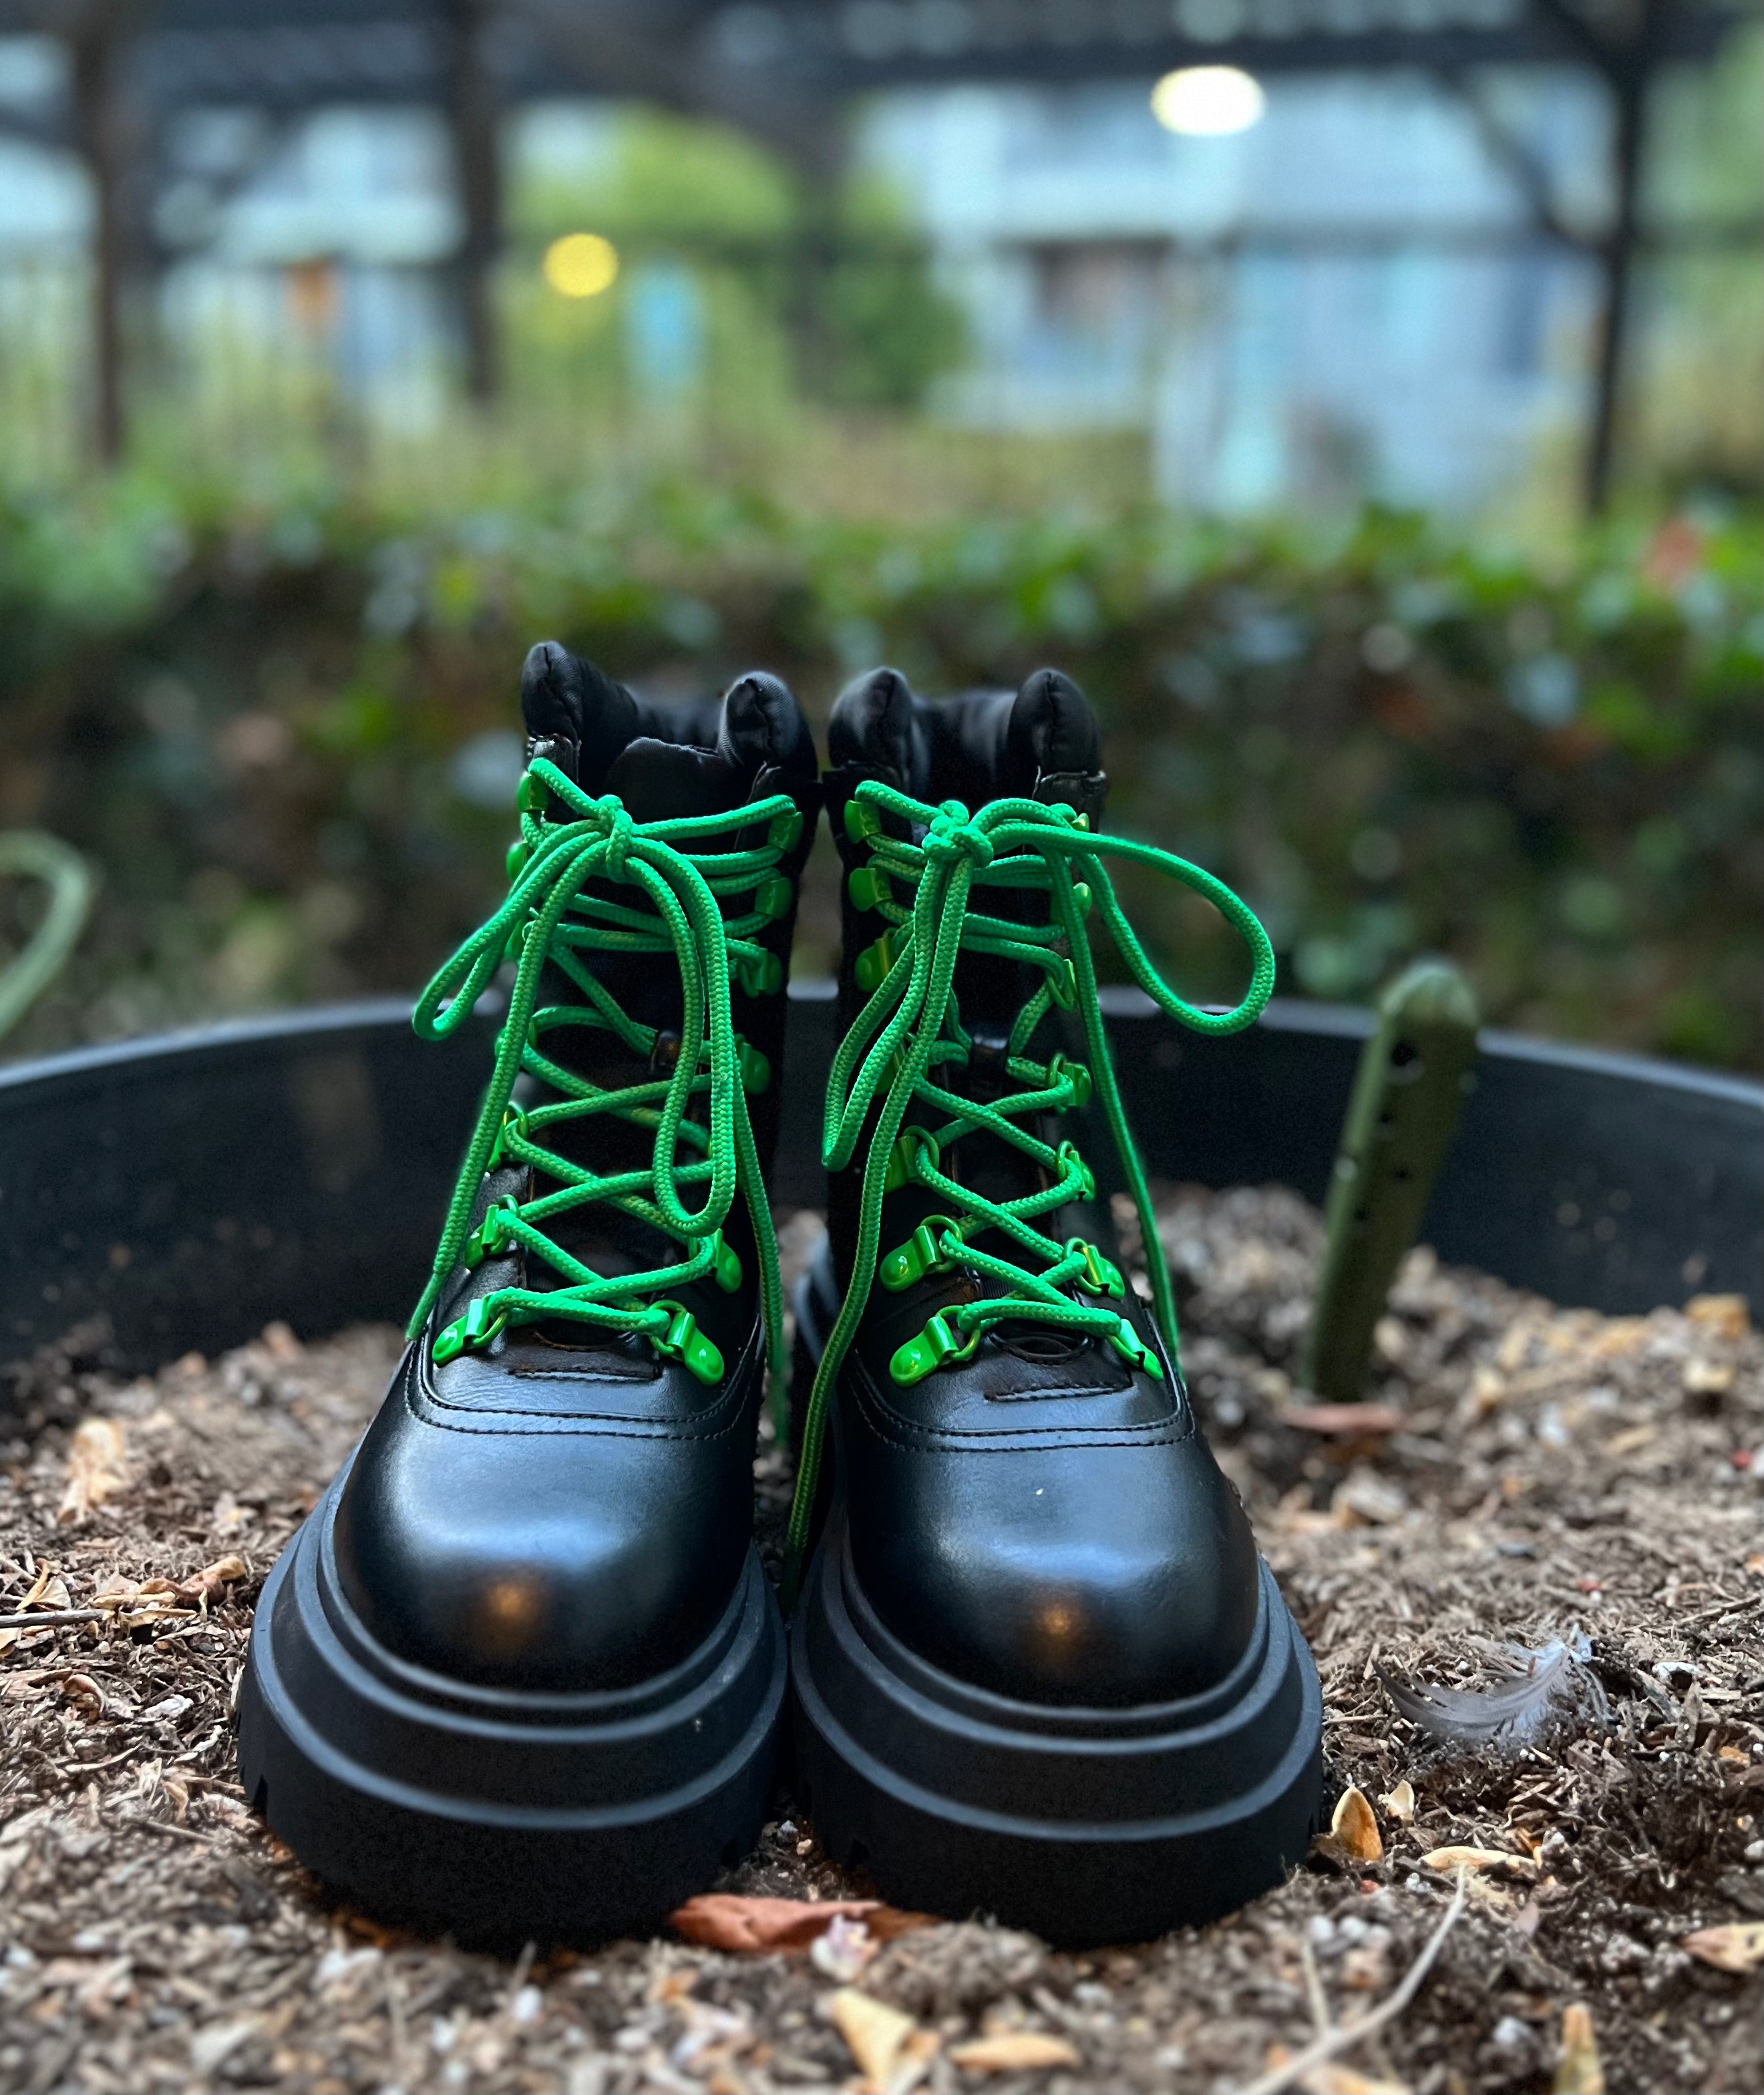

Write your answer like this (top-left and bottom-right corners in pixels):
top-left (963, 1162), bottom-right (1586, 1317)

top-left (332, 647), bottom-right (816, 1692)
top-left (820, 666), bottom-right (1260, 1706)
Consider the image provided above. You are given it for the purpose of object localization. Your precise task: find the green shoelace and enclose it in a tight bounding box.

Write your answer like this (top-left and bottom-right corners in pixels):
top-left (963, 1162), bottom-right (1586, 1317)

top-left (783, 781), bottom-right (1276, 1593)
top-left (407, 755), bottom-right (800, 1388)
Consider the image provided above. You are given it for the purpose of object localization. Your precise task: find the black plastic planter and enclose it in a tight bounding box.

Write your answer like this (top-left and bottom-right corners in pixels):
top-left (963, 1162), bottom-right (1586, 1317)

top-left (0, 986), bottom-right (1757, 1382)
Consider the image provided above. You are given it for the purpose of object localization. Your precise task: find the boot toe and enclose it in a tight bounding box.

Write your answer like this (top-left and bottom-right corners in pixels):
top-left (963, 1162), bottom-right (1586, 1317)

top-left (331, 1356), bottom-right (745, 1692)
top-left (854, 1441), bottom-right (1260, 1708)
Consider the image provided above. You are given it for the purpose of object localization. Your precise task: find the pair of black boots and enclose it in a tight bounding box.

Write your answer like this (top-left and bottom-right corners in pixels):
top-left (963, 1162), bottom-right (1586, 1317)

top-left (239, 645), bottom-right (1320, 1947)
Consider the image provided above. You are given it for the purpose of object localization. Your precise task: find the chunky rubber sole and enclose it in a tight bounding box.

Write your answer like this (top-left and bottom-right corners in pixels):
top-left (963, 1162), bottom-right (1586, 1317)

top-left (788, 1260), bottom-right (1322, 1945)
top-left (238, 1456), bottom-right (786, 1943)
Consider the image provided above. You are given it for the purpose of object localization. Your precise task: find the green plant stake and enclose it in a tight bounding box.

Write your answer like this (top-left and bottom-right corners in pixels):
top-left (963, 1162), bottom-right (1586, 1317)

top-left (1302, 958), bottom-right (1479, 1402)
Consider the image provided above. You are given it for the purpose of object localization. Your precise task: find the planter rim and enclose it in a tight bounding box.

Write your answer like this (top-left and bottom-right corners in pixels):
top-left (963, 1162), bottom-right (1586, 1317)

top-left (5, 987), bottom-right (1758, 1110)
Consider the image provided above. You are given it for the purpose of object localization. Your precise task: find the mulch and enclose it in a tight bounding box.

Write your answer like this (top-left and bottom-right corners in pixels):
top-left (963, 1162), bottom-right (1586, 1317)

top-left (1, 1185), bottom-right (1759, 2095)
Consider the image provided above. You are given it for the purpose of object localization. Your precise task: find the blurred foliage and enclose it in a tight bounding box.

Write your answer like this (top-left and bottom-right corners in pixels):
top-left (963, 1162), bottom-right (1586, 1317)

top-left (0, 478), bottom-right (1757, 1071)
top-left (506, 108), bottom-right (966, 428)
top-left (1640, 25), bottom-right (1764, 493)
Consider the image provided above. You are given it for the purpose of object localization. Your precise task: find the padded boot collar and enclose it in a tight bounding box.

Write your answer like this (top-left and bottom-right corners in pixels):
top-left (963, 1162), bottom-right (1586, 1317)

top-left (522, 644), bottom-right (816, 802)
top-left (828, 664), bottom-right (1105, 823)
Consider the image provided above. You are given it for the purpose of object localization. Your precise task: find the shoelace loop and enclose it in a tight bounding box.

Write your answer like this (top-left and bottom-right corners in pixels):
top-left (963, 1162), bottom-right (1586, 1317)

top-left (783, 778), bottom-right (1274, 1597)
top-left (408, 755), bottom-right (796, 1388)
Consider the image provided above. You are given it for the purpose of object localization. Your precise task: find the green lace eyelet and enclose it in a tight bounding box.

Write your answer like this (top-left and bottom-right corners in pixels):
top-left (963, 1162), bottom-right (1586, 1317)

top-left (516, 770), bottom-right (547, 814)
top-left (1047, 1052), bottom-right (1092, 1110)
top-left (768, 805), bottom-right (804, 853)
top-left (1047, 956), bottom-right (1079, 1010)
top-left (1055, 1139), bottom-right (1096, 1201)
top-left (848, 866), bottom-right (891, 912)
top-left (1108, 1316), bottom-right (1164, 1379)
top-left (889, 1310), bottom-right (981, 1386)
top-left (737, 949), bottom-right (785, 996)
top-left (884, 1125), bottom-right (938, 1194)
top-left (844, 798), bottom-right (882, 844)
top-left (737, 1039), bottom-right (771, 1094)
top-left (709, 1230), bottom-right (743, 1292)
top-left (1065, 1236), bottom-right (1123, 1298)
top-left (489, 1105), bottom-right (530, 1168)
top-left (434, 1295), bottom-right (510, 1366)
top-left (505, 839), bottom-right (530, 882)
top-left (754, 874), bottom-right (793, 922)
top-left (464, 1193), bottom-right (520, 1268)
top-left (651, 1300), bottom-right (724, 1384)
top-left (854, 929), bottom-right (900, 994)
top-left (879, 1214), bottom-right (962, 1292)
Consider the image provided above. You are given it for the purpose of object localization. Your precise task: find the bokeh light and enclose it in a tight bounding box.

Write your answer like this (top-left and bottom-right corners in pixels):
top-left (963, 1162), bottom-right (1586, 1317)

top-left (1150, 66), bottom-right (1266, 136)
top-left (542, 232), bottom-right (620, 298)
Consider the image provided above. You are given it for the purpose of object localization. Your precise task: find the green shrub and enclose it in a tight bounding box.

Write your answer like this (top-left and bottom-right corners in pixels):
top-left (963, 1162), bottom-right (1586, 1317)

top-left (0, 483), bottom-right (1757, 1069)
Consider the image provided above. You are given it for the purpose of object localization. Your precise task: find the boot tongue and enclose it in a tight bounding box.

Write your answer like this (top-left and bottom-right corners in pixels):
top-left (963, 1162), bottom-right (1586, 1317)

top-left (999, 667), bottom-right (1102, 797)
top-left (598, 736), bottom-right (744, 821)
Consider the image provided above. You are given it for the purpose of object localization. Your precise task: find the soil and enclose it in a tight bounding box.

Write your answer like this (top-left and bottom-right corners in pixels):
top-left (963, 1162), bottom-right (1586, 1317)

top-left (1, 1186), bottom-right (1759, 2095)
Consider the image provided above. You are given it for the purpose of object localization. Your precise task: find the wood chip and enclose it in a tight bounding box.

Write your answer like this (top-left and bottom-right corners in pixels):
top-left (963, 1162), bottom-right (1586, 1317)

top-left (949, 2030), bottom-right (1081, 2074)
top-left (1680, 1923), bottom-right (1764, 1973)
top-left (669, 1895), bottom-right (929, 1953)
top-left (1552, 2003), bottom-right (1604, 2094)
top-left (1295, 2063), bottom-right (1411, 2095)
top-left (56, 1419), bottom-right (130, 1524)
top-left (826, 1988), bottom-right (925, 2090)
top-left (1419, 1845), bottom-right (1534, 1877)
top-left (1381, 1779), bottom-right (1415, 1824)
top-left (1685, 1294), bottom-right (1749, 1342)
top-left (1330, 1786), bottom-right (1383, 1863)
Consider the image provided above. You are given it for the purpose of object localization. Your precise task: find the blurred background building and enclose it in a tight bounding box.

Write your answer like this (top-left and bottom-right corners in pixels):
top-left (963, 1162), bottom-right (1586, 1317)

top-left (0, 3), bottom-right (1757, 1074)
top-left (0, 1), bottom-right (1756, 512)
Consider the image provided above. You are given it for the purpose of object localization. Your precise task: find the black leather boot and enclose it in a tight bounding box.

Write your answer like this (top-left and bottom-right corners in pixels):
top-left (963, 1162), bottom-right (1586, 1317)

top-left (240, 645), bottom-right (818, 1940)
top-left (787, 666), bottom-right (1320, 1944)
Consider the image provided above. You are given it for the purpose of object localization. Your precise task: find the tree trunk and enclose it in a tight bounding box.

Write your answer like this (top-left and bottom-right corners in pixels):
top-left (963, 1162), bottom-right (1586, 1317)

top-left (445, 0), bottom-right (502, 405)
top-left (68, 9), bottom-right (130, 466)
top-left (1585, 63), bottom-right (1646, 516)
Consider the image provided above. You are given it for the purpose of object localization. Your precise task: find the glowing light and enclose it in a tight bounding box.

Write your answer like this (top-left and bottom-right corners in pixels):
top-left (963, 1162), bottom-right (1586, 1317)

top-left (1150, 65), bottom-right (1265, 136)
top-left (543, 232), bottom-right (620, 299)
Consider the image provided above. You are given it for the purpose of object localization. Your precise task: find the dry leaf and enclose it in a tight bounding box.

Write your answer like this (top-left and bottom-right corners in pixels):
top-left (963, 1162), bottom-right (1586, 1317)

top-left (1552, 2003), bottom-right (1604, 2094)
top-left (670, 1895), bottom-right (929, 1955)
top-left (1381, 1779), bottom-right (1416, 1824)
top-left (57, 1418), bottom-right (130, 1523)
top-left (1282, 1402), bottom-right (1406, 1436)
top-left (178, 1554), bottom-right (249, 1602)
top-left (1421, 1845), bottom-right (1534, 1877)
top-left (949, 2030), bottom-right (1080, 2073)
top-left (826, 1987), bottom-right (922, 2090)
top-left (1681, 1923), bottom-right (1764, 1973)
top-left (1331, 1786), bottom-right (1383, 1863)
top-left (1685, 1294), bottom-right (1749, 1342)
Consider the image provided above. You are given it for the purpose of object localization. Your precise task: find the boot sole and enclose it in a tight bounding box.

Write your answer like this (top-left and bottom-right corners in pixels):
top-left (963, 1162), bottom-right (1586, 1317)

top-left (239, 1453), bottom-right (785, 1943)
top-left (789, 1255), bottom-right (1322, 1945)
